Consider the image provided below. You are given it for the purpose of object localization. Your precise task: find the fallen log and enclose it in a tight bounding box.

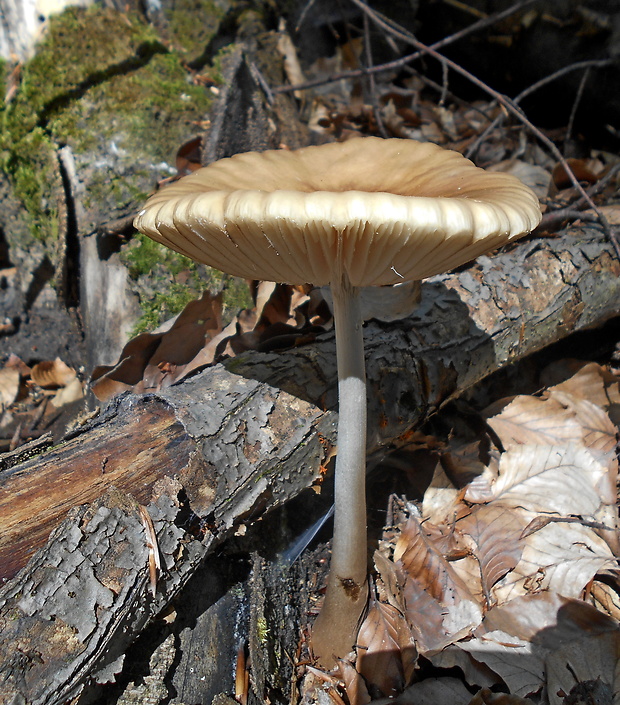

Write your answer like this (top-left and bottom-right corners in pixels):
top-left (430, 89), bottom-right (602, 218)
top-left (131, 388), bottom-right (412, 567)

top-left (0, 226), bottom-right (619, 704)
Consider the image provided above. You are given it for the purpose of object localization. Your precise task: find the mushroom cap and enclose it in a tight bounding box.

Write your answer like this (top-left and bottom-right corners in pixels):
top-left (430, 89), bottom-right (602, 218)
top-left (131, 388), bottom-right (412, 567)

top-left (134, 137), bottom-right (541, 287)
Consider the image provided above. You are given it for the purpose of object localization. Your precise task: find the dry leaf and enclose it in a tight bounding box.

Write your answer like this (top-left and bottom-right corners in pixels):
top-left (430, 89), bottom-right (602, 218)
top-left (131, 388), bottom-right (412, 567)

top-left (395, 516), bottom-right (483, 653)
top-left (488, 444), bottom-right (607, 517)
top-left (0, 367), bottom-right (20, 408)
top-left (493, 521), bottom-right (616, 604)
top-left (4, 353), bottom-right (31, 377)
top-left (549, 390), bottom-right (618, 457)
top-left (458, 630), bottom-right (544, 698)
top-left (337, 658), bottom-right (370, 705)
top-left (421, 461), bottom-right (461, 526)
top-left (392, 677), bottom-right (473, 704)
top-left (429, 647), bottom-right (501, 690)
top-left (486, 395), bottom-right (581, 448)
top-left (467, 688), bottom-right (537, 704)
top-left (356, 595), bottom-right (416, 697)
top-left (457, 505), bottom-right (527, 600)
top-left (545, 361), bottom-right (620, 409)
top-left (91, 332), bottom-right (163, 401)
top-left (31, 358), bottom-right (76, 388)
top-left (51, 377), bottom-right (84, 407)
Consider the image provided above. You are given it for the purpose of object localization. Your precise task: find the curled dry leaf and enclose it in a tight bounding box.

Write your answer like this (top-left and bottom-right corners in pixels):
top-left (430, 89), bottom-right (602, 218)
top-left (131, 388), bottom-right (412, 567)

top-left (486, 444), bottom-right (607, 518)
top-left (51, 377), bottom-right (84, 408)
top-left (92, 282), bottom-right (327, 402)
top-left (486, 395), bottom-right (582, 449)
top-left (464, 593), bottom-right (620, 705)
top-left (493, 520), bottom-right (616, 604)
top-left (421, 461), bottom-right (462, 526)
top-left (542, 360), bottom-right (620, 422)
top-left (394, 516), bottom-right (483, 653)
top-left (458, 630), bottom-right (544, 698)
top-left (356, 594), bottom-right (417, 697)
top-left (456, 504), bottom-right (527, 603)
top-left (30, 358), bottom-right (76, 388)
top-left (468, 688), bottom-right (537, 705)
top-left (0, 367), bottom-right (20, 408)
top-left (337, 658), bottom-right (370, 705)
top-left (390, 677), bottom-right (473, 705)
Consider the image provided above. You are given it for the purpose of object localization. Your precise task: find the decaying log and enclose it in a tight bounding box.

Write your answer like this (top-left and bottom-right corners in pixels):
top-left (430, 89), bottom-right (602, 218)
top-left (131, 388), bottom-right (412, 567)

top-left (0, 226), bottom-right (619, 704)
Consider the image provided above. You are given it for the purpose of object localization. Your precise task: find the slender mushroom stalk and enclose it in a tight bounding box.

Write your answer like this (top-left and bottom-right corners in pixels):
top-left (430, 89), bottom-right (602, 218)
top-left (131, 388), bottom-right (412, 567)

top-left (311, 273), bottom-right (368, 661)
top-left (133, 137), bottom-right (542, 667)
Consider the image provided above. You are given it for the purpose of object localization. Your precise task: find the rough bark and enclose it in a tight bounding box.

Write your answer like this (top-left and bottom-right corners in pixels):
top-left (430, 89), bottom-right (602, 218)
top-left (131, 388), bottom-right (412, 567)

top-left (0, 226), bottom-right (619, 704)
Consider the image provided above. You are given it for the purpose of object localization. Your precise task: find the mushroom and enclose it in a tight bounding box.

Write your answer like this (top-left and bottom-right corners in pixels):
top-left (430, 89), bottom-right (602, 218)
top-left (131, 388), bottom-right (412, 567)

top-left (134, 136), bottom-right (542, 664)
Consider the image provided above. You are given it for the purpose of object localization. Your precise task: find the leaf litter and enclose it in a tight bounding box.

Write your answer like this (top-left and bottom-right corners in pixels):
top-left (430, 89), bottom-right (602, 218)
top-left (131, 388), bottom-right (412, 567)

top-left (306, 361), bottom-right (620, 705)
top-left (0, 354), bottom-right (84, 452)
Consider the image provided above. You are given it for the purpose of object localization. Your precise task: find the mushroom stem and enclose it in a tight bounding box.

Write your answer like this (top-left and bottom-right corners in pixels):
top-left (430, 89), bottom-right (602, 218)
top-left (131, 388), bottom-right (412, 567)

top-left (312, 273), bottom-right (369, 665)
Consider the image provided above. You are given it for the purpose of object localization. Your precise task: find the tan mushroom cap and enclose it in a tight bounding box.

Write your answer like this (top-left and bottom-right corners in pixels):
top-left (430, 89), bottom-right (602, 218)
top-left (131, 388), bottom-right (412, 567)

top-left (134, 137), bottom-right (541, 287)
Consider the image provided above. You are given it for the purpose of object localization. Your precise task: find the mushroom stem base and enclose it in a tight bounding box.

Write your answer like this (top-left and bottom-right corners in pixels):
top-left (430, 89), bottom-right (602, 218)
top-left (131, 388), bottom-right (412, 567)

top-left (311, 276), bottom-right (368, 666)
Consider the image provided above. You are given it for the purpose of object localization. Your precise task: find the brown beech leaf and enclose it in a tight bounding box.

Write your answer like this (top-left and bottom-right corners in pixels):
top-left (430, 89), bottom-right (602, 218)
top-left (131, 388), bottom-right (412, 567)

top-left (590, 580), bottom-right (620, 623)
top-left (91, 332), bottom-right (163, 401)
top-left (30, 358), bottom-right (76, 388)
top-left (486, 395), bottom-right (581, 449)
top-left (543, 361), bottom-right (620, 423)
top-left (458, 631), bottom-right (544, 698)
top-left (468, 688), bottom-right (538, 704)
top-left (4, 353), bottom-right (31, 377)
top-left (549, 390), bottom-right (618, 457)
top-left (483, 592), bottom-right (618, 645)
top-left (429, 647), bottom-right (501, 691)
top-left (541, 607), bottom-right (620, 705)
top-left (488, 444), bottom-right (606, 517)
top-left (473, 593), bottom-right (620, 705)
top-left (457, 505), bottom-right (528, 600)
top-left (421, 461), bottom-right (462, 526)
top-left (337, 659), bottom-right (370, 705)
top-left (552, 157), bottom-right (601, 189)
top-left (51, 377), bottom-right (84, 407)
top-left (356, 594), bottom-right (417, 697)
top-left (141, 291), bottom-right (223, 389)
top-left (493, 521), bottom-right (616, 604)
top-left (0, 367), bottom-right (20, 408)
top-left (392, 677), bottom-right (474, 705)
top-left (441, 439), bottom-right (499, 493)
top-left (395, 516), bottom-right (483, 653)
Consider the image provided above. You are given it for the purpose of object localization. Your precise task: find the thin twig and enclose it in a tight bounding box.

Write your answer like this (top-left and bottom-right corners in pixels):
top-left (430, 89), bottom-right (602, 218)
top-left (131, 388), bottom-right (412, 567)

top-left (536, 208), bottom-right (599, 233)
top-left (249, 61), bottom-right (275, 105)
top-left (295, 0), bottom-right (319, 31)
top-left (273, 0), bottom-right (540, 94)
top-left (465, 58), bottom-right (615, 160)
top-left (362, 9), bottom-right (389, 137)
top-left (565, 66), bottom-right (590, 148)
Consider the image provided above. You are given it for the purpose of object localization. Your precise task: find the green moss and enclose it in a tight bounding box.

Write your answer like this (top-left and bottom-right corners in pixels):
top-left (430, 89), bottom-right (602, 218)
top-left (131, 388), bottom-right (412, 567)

top-left (122, 232), bottom-right (198, 279)
top-left (0, 59), bottom-right (7, 99)
top-left (0, 5), bottom-right (213, 247)
top-left (167, 0), bottom-right (226, 61)
top-left (132, 284), bottom-right (198, 335)
top-left (123, 233), bottom-right (252, 333)
top-left (50, 52), bottom-right (212, 157)
top-left (3, 7), bottom-right (164, 143)
top-left (4, 128), bottom-right (61, 242)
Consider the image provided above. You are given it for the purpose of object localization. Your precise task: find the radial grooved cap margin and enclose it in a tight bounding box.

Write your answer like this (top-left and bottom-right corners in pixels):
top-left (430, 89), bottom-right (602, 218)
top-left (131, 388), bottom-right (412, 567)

top-left (134, 137), bottom-right (542, 287)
